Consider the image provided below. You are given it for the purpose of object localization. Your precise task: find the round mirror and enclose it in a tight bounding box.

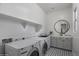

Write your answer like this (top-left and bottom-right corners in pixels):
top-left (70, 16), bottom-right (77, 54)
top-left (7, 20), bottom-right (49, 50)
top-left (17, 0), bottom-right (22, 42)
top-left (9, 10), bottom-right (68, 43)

top-left (54, 20), bottom-right (70, 36)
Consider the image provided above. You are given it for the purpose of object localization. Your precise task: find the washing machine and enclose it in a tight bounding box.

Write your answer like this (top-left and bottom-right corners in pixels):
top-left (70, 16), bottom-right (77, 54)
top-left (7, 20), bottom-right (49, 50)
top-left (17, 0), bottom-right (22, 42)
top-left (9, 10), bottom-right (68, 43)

top-left (38, 36), bottom-right (50, 55)
top-left (5, 38), bottom-right (41, 56)
top-left (45, 36), bottom-right (50, 49)
top-left (28, 37), bottom-right (44, 56)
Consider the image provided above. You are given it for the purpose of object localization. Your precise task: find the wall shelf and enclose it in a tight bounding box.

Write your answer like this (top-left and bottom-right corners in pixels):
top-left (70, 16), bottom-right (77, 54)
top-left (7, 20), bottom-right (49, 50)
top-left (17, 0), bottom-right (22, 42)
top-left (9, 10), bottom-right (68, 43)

top-left (0, 13), bottom-right (42, 32)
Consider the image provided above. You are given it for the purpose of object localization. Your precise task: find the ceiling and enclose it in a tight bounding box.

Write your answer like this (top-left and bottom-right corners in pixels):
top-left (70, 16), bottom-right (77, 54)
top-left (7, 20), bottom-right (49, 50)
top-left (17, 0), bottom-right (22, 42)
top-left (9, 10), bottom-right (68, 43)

top-left (37, 3), bottom-right (72, 14)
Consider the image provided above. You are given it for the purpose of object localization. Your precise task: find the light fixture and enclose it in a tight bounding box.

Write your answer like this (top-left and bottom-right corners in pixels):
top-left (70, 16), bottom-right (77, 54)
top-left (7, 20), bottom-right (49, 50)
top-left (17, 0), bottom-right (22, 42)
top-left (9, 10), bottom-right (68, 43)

top-left (73, 6), bottom-right (77, 32)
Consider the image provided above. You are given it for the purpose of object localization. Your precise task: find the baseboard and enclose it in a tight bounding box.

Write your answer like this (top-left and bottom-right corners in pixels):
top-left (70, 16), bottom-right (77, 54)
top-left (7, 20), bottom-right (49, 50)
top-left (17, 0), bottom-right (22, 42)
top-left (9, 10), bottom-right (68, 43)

top-left (50, 46), bottom-right (72, 51)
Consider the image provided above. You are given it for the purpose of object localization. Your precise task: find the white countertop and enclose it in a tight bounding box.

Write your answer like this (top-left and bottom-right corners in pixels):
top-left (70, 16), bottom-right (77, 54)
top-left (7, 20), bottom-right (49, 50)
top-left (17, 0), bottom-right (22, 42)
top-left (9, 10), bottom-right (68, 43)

top-left (5, 37), bottom-right (43, 49)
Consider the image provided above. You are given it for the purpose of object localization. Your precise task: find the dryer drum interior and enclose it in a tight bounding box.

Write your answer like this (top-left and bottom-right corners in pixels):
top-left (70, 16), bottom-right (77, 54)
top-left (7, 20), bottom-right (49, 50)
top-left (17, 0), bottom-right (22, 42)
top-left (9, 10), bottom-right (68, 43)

top-left (42, 42), bottom-right (48, 55)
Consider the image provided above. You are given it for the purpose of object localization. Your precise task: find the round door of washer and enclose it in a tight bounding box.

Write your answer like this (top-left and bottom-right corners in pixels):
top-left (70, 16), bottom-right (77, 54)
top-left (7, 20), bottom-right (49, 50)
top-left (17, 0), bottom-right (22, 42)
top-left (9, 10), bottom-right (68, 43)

top-left (27, 47), bottom-right (39, 56)
top-left (42, 41), bottom-right (48, 55)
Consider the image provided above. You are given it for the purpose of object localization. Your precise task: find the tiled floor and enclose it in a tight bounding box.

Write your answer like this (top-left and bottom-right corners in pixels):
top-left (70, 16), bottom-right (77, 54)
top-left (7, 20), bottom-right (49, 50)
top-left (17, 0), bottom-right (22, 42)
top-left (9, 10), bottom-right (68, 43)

top-left (45, 47), bottom-right (72, 56)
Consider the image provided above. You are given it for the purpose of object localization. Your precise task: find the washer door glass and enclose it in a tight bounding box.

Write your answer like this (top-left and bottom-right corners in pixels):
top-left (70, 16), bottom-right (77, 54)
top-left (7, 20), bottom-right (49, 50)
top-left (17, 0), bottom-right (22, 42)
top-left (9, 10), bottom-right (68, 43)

top-left (30, 50), bottom-right (39, 56)
top-left (28, 47), bottom-right (39, 56)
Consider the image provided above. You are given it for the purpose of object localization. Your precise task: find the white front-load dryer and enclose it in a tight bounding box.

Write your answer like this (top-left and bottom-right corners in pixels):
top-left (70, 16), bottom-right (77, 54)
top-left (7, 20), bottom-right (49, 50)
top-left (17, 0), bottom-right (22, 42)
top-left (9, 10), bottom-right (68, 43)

top-left (5, 38), bottom-right (41, 56)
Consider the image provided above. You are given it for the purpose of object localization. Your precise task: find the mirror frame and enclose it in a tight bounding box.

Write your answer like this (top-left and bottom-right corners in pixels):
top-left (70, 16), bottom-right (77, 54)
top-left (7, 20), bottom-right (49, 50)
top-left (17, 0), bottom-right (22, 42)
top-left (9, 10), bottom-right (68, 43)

top-left (54, 20), bottom-right (70, 35)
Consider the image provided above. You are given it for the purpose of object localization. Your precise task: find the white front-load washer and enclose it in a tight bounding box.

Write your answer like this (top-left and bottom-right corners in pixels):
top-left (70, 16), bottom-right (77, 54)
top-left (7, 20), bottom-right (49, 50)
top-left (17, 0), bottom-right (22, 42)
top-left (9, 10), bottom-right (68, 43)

top-left (45, 36), bottom-right (50, 49)
top-left (28, 37), bottom-right (44, 56)
top-left (5, 38), bottom-right (41, 56)
top-left (38, 36), bottom-right (50, 55)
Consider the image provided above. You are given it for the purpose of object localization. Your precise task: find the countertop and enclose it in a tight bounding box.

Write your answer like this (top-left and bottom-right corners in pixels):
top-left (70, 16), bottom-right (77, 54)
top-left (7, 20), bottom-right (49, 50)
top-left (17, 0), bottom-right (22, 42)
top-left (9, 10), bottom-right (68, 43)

top-left (5, 37), bottom-right (43, 49)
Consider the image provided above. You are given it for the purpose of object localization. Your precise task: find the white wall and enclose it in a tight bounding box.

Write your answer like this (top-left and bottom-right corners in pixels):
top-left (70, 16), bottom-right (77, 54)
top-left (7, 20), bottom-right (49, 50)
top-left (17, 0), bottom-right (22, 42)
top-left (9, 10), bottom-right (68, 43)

top-left (0, 3), bottom-right (46, 36)
top-left (46, 7), bottom-right (73, 36)
top-left (0, 3), bottom-right (45, 25)
top-left (0, 3), bottom-right (46, 55)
